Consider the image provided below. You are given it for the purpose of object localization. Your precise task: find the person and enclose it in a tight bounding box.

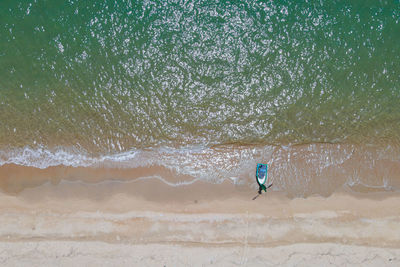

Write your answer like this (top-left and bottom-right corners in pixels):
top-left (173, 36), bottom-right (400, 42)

top-left (258, 183), bottom-right (267, 194)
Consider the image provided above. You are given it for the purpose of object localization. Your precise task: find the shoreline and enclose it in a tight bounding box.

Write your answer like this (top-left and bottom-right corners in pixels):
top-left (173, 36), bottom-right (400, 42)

top-left (1, 159), bottom-right (399, 197)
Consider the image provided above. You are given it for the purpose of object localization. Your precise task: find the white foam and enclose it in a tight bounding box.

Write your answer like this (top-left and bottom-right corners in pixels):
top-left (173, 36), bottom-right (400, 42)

top-left (0, 146), bottom-right (139, 169)
top-left (1, 144), bottom-right (399, 196)
top-left (0, 145), bottom-right (258, 186)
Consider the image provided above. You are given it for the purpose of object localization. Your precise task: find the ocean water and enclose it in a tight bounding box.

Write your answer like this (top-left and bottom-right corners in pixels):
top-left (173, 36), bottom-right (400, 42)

top-left (1, 0), bottom-right (399, 196)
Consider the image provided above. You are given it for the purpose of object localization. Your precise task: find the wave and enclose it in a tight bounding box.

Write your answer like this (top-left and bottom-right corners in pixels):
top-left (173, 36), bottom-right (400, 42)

top-left (0, 143), bottom-right (399, 197)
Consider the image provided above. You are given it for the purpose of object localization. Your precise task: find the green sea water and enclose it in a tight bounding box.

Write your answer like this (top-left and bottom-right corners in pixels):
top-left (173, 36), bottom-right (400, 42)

top-left (1, 0), bottom-right (400, 151)
top-left (0, 1), bottom-right (400, 194)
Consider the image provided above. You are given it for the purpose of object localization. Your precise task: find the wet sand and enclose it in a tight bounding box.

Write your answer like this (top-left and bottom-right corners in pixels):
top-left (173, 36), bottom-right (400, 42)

top-left (0, 170), bottom-right (400, 266)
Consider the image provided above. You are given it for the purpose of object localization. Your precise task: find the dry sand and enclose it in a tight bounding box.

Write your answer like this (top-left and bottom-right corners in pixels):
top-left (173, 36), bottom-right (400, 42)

top-left (0, 172), bottom-right (399, 266)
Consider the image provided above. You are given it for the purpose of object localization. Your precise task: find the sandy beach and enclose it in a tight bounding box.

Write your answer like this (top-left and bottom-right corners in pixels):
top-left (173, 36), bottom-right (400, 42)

top-left (0, 170), bottom-right (399, 266)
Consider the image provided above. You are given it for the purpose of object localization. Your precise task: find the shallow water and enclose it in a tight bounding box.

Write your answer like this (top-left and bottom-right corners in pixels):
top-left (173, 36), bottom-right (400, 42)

top-left (1, 0), bottom-right (399, 196)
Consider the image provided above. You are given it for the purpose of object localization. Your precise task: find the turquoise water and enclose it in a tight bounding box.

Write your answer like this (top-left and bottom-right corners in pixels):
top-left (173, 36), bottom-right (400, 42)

top-left (0, 0), bottom-right (399, 195)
